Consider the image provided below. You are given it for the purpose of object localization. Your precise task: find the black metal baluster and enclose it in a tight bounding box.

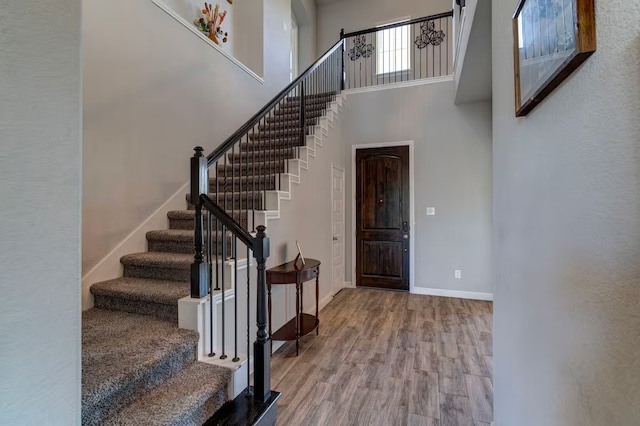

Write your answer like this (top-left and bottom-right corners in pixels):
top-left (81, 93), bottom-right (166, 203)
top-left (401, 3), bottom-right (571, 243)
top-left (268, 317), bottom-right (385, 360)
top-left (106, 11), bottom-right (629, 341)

top-left (340, 29), bottom-right (345, 90)
top-left (220, 223), bottom-right (227, 360)
top-left (446, 17), bottom-right (449, 74)
top-left (251, 128), bottom-right (256, 231)
top-left (246, 244), bottom-right (252, 396)
top-left (300, 80), bottom-right (305, 149)
top-left (208, 209), bottom-right (215, 358)
top-left (214, 161), bottom-right (220, 291)
top-left (233, 235), bottom-right (239, 362)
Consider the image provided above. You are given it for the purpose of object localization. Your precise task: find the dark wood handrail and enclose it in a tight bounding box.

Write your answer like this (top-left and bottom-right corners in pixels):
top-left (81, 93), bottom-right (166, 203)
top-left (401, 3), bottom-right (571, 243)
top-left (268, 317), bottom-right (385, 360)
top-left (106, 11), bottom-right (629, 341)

top-left (206, 39), bottom-right (345, 166)
top-left (200, 194), bottom-right (254, 248)
top-left (342, 10), bottom-right (453, 38)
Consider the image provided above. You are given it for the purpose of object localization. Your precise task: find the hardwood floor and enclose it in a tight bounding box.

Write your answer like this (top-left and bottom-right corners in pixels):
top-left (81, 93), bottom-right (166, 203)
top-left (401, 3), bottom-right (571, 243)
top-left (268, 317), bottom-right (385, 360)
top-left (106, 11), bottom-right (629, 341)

top-left (270, 288), bottom-right (493, 426)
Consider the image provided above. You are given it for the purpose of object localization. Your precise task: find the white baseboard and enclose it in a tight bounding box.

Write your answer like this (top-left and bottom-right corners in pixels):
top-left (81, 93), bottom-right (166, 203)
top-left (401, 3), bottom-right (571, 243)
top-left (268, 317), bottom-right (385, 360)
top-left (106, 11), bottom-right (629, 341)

top-left (81, 182), bottom-right (189, 310)
top-left (411, 286), bottom-right (493, 301)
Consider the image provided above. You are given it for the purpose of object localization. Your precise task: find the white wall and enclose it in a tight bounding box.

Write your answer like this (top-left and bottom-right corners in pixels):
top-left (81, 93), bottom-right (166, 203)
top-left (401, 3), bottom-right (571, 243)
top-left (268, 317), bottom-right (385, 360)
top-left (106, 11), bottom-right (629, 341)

top-left (493, 0), bottom-right (640, 424)
top-left (317, 0), bottom-right (452, 53)
top-left (341, 81), bottom-right (493, 296)
top-left (265, 116), bottom-right (345, 325)
top-left (0, 0), bottom-right (82, 423)
top-left (292, 0), bottom-right (318, 69)
top-left (82, 0), bottom-right (292, 274)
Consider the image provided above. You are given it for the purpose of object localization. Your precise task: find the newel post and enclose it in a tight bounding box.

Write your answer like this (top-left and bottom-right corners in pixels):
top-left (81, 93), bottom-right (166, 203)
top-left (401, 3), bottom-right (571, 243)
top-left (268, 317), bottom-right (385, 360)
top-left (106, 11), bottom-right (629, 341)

top-left (340, 28), bottom-right (345, 91)
top-left (191, 146), bottom-right (209, 299)
top-left (252, 225), bottom-right (271, 402)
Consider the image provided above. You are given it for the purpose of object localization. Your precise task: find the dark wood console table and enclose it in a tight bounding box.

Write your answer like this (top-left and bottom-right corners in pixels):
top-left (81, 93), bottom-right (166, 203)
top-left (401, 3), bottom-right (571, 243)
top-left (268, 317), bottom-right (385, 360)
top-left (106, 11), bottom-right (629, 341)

top-left (266, 258), bottom-right (320, 356)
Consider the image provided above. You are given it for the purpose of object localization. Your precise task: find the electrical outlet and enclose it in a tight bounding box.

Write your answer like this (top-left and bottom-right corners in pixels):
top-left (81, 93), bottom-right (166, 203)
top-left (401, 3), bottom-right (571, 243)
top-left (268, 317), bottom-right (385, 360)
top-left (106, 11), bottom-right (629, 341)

top-left (454, 270), bottom-right (462, 279)
top-left (426, 207), bottom-right (436, 216)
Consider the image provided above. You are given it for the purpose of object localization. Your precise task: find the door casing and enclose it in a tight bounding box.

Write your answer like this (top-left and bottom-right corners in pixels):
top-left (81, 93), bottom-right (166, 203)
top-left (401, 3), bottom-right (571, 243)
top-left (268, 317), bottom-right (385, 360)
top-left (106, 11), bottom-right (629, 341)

top-left (331, 163), bottom-right (346, 295)
top-left (351, 141), bottom-right (415, 292)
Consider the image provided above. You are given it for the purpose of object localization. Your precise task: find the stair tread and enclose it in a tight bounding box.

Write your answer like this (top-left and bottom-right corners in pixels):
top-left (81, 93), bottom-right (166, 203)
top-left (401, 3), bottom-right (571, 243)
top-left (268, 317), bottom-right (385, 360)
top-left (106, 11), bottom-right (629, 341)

top-left (82, 309), bottom-right (200, 424)
top-left (90, 277), bottom-right (189, 306)
top-left (101, 361), bottom-right (231, 426)
top-left (121, 252), bottom-right (193, 269)
top-left (147, 229), bottom-right (225, 242)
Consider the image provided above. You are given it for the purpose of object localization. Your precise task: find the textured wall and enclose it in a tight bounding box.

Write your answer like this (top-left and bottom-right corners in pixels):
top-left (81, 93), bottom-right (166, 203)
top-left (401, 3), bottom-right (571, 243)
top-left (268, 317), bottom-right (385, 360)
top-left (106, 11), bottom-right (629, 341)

top-left (0, 0), bottom-right (82, 423)
top-left (317, 0), bottom-right (452, 52)
top-left (82, 0), bottom-right (292, 274)
top-left (492, 0), bottom-right (640, 424)
top-left (341, 82), bottom-right (493, 295)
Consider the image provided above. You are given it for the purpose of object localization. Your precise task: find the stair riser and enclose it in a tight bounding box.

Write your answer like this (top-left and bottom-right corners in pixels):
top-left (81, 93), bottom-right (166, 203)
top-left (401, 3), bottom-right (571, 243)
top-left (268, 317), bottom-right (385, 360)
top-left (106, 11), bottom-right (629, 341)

top-left (124, 265), bottom-right (190, 282)
top-left (239, 140), bottom-right (304, 152)
top-left (260, 119), bottom-right (317, 130)
top-left (93, 295), bottom-right (178, 322)
top-left (187, 199), bottom-right (264, 211)
top-left (82, 341), bottom-right (196, 426)
top-left (227, 151), bottom-right (297, 163)
top-left (250, 128), bottom-right (304, 139)
top-left (272, 111), bottom-right (323, 120)
top-left (217, 164), bottom-right (286, 175)
top-left (148, 236), bottom-right (235, 255)
top-left (169, 216), bottom-right (250, 231)
top-left (210, 180), bottom-right (277, 193)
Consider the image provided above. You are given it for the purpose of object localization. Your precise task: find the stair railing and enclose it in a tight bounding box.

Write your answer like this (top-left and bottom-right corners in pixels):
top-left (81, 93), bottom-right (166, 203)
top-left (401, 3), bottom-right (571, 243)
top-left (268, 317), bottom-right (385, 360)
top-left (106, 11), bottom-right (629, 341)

top-left (341, 10), bottom-right (454, 90)
top-left (190, 39), bottom-right (345, 403)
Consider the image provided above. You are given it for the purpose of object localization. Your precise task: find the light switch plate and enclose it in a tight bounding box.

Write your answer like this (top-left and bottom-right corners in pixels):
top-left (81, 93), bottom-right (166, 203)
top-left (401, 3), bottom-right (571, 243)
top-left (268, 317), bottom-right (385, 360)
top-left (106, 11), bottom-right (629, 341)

top-left (426, 207), bottom-right (436, 216)
top-left (454, 270), bottom-right (462, 279)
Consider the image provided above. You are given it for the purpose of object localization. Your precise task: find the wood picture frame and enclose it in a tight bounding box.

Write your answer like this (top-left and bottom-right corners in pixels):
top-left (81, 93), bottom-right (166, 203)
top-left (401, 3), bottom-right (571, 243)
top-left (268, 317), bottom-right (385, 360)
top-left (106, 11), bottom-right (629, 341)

top-left (513, 0), bottom-right (596, 117)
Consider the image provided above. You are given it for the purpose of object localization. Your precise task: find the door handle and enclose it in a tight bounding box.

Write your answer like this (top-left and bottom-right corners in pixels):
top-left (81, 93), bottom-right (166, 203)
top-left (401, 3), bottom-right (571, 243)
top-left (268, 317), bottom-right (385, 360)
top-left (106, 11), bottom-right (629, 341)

top-left (333, 236), bottom-right (338, 241)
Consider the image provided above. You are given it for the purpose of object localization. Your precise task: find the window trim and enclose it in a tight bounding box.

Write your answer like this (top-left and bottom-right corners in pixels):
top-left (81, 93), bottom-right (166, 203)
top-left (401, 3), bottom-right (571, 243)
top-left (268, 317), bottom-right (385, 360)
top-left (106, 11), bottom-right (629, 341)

top-left (375, 16), bottom-right (412, 76)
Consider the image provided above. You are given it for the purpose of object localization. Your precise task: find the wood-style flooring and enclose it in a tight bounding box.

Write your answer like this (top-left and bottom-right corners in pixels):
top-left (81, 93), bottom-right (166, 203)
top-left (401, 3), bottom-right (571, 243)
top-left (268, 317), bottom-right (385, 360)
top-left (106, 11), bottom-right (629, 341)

top-left (271, 288), bottom-right (493, 426)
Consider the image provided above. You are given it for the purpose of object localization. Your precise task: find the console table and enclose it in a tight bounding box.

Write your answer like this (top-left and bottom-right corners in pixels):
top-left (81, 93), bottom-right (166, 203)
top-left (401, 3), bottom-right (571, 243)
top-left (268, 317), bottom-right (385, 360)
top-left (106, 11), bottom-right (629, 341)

top-left (266, 258), bottom-right (320, 356)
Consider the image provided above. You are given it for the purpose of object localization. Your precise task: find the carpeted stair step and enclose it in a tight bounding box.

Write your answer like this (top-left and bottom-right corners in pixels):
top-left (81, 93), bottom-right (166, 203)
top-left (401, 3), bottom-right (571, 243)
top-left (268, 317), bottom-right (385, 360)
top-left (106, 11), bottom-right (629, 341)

top-left (100, 361), bottom-right (231, 426)
top-left (239, 138), bottom-right (306, 152)
top-left (259, 118), bottom-right (318, 131)
top-left (216, 160), bottom-right (286, 176)
top-left (227, 147), bottom-right (298, 163)
top-left (210, 175), bottom-right (279, 192)
top-left (147, 229), bottom-right (232, 254)
top-left (82, 309), bottom-right (203, 425)
top-left (168, 209), bottom-right (250, 230)
top-left (121, 252), bottom-right (193, 282)
top-left (264, 117), bottom-right (319, 128)
top-left (186, 192), bottom-right (264, 211)
top-left (272, 109), bottom-right (323, 120)
top-left (91, 277), bottom-right (189, 321)
top-left (250, 127), bottom-right (306, 140)
top-left (275, 104), bottom-right (327, 116)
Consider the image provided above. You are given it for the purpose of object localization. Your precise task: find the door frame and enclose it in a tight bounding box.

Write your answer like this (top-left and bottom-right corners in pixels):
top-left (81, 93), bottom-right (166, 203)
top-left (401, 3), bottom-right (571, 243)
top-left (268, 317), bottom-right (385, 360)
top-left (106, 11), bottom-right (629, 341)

top-left (351, 141), bottom-right (415, 292)
top-left (331, 162), bottom-right (346, 295)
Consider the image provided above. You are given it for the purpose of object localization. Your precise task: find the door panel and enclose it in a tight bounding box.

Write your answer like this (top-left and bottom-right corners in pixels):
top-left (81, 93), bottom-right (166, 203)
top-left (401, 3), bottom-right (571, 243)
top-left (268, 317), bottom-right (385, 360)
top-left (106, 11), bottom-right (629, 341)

top-left (356, 146), bottom-right (410, 290)
top-left (332, 165), bottom-right (345, 294)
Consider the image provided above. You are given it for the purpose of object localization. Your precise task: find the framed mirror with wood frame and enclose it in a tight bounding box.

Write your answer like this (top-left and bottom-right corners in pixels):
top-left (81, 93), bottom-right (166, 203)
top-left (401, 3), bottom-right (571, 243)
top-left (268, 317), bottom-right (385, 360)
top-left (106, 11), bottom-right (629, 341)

top-left (513, 0), bottom-right (596, 117)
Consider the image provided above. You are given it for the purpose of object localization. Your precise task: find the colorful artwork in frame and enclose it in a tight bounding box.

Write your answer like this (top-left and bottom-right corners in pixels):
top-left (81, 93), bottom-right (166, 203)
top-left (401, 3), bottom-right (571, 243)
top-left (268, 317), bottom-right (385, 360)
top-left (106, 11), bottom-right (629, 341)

top-left (194, 3), bottom-right (229, 45)
top-left (512, 0), bottom-right (596, 116)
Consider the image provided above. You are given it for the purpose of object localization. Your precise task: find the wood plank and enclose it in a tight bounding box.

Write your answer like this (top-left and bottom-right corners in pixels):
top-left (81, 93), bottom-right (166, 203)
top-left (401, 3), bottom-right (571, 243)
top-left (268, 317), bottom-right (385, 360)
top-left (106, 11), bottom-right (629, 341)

top-left (271, 288), bottom-right (493, 424)
top-left (465, 374), bottom-right (493, 423)
top-left (409, 370), bottom-right (440, 418)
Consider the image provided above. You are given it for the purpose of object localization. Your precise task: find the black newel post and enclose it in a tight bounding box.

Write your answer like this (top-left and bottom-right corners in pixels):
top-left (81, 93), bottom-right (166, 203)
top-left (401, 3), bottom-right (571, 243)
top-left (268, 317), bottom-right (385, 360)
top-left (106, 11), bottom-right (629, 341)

top-left (191, 146), bottom-right (209, 299)
top-left (340, 28), bottom-right (345, 91)
top-left (252, 225), bottom-right (271, 402)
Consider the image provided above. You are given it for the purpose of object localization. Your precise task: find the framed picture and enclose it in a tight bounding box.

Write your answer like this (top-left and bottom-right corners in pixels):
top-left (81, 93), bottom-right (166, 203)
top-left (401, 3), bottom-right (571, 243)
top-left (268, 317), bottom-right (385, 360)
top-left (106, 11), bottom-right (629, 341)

top-left (295, 241), bottom-right (306, 267)
top-left (513, 0), bottom-right (596, 116)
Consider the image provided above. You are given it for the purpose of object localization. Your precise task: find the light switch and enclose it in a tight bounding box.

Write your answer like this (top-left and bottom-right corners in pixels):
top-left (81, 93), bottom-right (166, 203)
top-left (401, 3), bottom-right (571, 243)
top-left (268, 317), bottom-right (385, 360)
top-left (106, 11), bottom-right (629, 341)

top-left (426, 207), bottom-right (436, 216)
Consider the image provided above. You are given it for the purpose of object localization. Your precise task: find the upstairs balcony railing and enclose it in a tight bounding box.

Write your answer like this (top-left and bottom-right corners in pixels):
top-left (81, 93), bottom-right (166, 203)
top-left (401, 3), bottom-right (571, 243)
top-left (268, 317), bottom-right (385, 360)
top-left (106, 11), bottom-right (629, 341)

top-left (341, 11), bottom-right (454, 90)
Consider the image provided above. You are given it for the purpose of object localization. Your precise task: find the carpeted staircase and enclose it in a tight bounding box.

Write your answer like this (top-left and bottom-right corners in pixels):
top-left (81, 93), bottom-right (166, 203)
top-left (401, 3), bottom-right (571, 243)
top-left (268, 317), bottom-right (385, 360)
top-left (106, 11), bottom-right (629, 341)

top-left (82, 93), bottom-right (337, 425)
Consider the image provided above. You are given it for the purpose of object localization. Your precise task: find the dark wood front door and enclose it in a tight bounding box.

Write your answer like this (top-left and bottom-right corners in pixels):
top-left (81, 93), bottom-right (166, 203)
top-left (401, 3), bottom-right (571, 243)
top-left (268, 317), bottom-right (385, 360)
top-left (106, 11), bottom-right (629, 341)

top-left (356, 146), bottom-right (410, 291)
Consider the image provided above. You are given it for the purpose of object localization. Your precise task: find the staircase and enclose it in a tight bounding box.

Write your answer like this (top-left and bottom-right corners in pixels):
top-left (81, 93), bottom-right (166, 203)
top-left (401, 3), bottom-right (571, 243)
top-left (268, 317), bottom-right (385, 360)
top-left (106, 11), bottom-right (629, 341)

top-left (83, 88), bottom-right (344, 423)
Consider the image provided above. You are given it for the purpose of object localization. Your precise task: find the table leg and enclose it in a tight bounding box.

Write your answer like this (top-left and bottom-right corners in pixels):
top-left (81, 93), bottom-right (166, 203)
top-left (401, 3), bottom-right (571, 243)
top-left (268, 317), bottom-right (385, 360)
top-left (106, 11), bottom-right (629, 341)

top-left (295, 281), bottom-right (300, 356)
top-left (268, 284), bottom-right (272, 354)
top-left (316, 270), bottom-right (320, 335)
